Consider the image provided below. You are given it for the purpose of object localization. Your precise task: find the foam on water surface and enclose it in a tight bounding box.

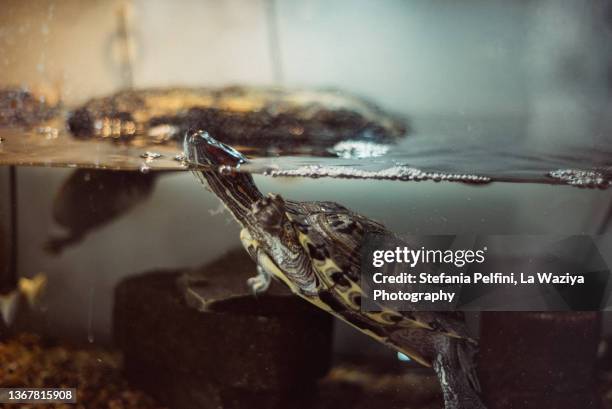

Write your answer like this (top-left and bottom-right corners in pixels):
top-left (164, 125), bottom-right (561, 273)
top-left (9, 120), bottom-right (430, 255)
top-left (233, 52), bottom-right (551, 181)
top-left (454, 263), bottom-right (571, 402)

top-left (263, 164), bottom-right (492, 184)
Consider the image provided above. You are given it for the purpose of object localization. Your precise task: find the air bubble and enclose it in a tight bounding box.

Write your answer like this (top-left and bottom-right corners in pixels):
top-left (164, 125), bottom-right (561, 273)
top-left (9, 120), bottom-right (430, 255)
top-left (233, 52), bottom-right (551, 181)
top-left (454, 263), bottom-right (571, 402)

top-left (548, 169), bottom-right (610, 188)
top-left (173, 153), bottom-right (188, 168)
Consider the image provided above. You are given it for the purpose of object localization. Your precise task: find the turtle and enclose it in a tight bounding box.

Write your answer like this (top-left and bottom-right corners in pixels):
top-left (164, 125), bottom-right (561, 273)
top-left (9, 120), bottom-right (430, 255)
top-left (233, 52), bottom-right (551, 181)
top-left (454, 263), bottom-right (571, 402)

top-left (183, 129), bottom-right (487, 409)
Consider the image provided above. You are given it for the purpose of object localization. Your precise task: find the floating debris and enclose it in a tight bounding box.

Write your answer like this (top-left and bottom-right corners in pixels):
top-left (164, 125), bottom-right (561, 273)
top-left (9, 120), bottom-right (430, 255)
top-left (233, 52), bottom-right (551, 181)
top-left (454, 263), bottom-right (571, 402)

top-left (548, 168), bottom-right (610, 188)
top-left (139, 163), bottom-right (151, 174)
top-left (264, 164), bottom-right (491, 184)
top-left (37, 126), bottom-right (59, 139)
top-left (0, 273), bottom-right (47, 326)
top-left (330, 140), bottom-right (390, 159)
top-left (140, 151), bottom-right (163, 162)
top-left (18, 273), bottom-right (47, 308)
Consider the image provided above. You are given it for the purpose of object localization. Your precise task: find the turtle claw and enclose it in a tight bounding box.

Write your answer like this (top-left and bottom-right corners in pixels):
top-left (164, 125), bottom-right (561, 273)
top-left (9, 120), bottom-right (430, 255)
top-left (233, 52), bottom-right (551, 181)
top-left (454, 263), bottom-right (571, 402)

top-left (247, 266), bottom-right (271, 295)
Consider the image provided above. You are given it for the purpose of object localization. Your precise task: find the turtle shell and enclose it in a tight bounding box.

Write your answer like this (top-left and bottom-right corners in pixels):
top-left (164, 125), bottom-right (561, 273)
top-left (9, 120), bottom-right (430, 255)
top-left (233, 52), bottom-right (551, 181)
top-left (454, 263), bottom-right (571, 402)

top-left (285, 200), bottom-right (474, 365)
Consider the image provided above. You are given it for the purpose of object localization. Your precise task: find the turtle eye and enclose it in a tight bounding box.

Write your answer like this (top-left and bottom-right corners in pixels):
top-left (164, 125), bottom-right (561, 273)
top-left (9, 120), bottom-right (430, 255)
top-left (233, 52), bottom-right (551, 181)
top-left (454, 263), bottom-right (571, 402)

top-left (282, 222), bottom-right (299, 247)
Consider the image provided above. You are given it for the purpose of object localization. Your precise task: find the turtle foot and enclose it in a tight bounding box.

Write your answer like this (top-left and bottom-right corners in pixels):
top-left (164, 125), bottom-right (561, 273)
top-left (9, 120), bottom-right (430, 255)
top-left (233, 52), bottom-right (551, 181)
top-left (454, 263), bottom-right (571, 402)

top-left (247, 266), bottom-right (271, 295)
top-left (433, 340), bottom-right (487, 409)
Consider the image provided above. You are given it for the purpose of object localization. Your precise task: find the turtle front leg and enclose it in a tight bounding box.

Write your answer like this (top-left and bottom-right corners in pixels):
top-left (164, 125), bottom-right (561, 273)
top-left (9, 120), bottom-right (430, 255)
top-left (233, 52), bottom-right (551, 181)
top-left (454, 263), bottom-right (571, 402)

top-left (240, 228), bottom-right (272, 295)
top-left (247, 265), bottom-right (272, 295)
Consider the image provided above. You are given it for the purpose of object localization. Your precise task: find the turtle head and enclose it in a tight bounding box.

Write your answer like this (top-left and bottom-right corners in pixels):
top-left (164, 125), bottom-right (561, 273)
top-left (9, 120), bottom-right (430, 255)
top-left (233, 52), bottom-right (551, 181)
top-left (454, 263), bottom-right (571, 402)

top-left (183, 130), bottom-right (247, 168)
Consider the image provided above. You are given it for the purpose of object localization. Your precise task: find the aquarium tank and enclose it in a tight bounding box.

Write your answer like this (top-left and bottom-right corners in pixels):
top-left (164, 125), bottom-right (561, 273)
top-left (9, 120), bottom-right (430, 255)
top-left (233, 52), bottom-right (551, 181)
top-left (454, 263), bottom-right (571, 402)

top-left (0, 1), bottom-right (611, 409)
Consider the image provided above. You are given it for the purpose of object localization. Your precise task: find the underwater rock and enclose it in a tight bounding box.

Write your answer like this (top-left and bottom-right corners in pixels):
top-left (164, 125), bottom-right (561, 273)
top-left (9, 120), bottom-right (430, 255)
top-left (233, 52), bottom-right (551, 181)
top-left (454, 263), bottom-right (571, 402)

top-left (177, 249), bottom-right (298, 313)
top-left (113, 248), bottom-right (333, 409)
top-left (0, 86), bottom-right (60, 127)
top-left (478, 312), bottom-right (601, 409)
top-left (67, 86), bottom-right (407, 155)
top-left (45, 169), bottom-right (157, 254)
